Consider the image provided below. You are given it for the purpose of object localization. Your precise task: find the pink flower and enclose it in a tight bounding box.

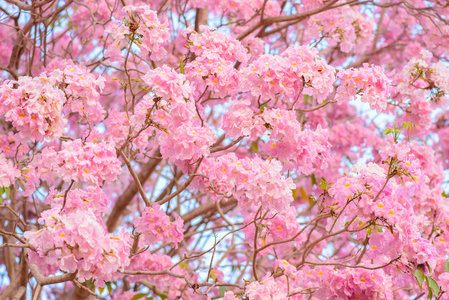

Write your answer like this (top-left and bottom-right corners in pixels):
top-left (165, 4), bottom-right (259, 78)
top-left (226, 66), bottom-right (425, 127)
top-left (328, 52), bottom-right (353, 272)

top-left (184, 26), bottom-right (249, 98)
top-left (45, 186), bottom-right (109, 219)
top-left (40, 139), bottom-right (121, 186)
top-left (336, 64), bottom-right (390, 112)
top-left (196, 153), bottom-right (296, 213)
top-left (308, 5), bottom-right (374, 54)
top-left (24, 207), bottom-right (132, 285)
top-left (275, 259), bottom-right (296, 276)
top-left (261, 109), bottom-right (332, 174)
top-left (44, 59), bottom-right (106, 125)
top-left (0, 153), bottom-right (20, 187)
top-left (127, 252), bottom-right (186, 298)
top-left (186, 25), bottom-right (249, 64)
top-left (223, 291), bottom-right (239, 300)
top-left (134, 203), bottom-right (185, 247)
top-left (245, 274), bottom-right (287, 300)
top-left (106, 5), bottom-right (170, 62)
top-left (311, 266), bottom-right (394, 300)
top-left (0, 76), bottom-right (66, 142)
top-left (142, 65), bottom-right (192, 102)
top-left (222, 100), bottom-right (266, 140)
top-left (241, 46), bottom-right (335, 103)
top-left (439, 273), bottom-right (449, 294)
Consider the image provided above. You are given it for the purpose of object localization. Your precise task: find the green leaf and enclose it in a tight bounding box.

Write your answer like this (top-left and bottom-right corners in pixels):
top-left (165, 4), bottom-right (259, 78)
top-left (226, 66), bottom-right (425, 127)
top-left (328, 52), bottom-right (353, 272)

top-left (319, 178), bottom-right (329, 190)
top-left (308, 196), bottom-right (315, 207)
top-left (426, 276), bottom-right (439, 297)
top-left (160, 294), bottom-right (168, 300)
top-left (131, 293), bottom-right (148, 300)
top-left (179, 262), bottom-right (189, 270)
top-left (311, 174), bottom-right (317, 186)
top-left (180, 56), bottom-right (185, 75)
top-left (414, 269), bottom-right (425, 291)
top-left (366, 226), bottom-right (372, 235)
top-left (0, 187), bottom-right (4, 196)
top-left (292, 188), bottom-right (298, 200)
top-left (426, 262), bottom-right (433, 274)
top-left (105, 282), bottom-right (113, 294)
top-left (444, 260), bottom-right (449, 273)
top-left (98, 287), bottom-right (104, 294)
top-left (5, 187), bottom-right (10, 197)
top-left (259, 103), bottom-right (268, 112)
top-left (299, 186), bottom-right (308, 201)
top-left (251, 141), bottom-right (259, 152)
top-left (219, 286), bottom-right (227, 297)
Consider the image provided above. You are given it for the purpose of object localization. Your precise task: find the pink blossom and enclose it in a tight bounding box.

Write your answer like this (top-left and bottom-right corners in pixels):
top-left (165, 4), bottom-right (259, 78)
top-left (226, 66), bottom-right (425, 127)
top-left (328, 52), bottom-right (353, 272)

top-left (310, 266), bottom-right (394, 300)
top-left (142, 65), bottom-right (192, 102)
top-left (40, 139), bottom-right (121, 185)
top-left (336, 64), bottom-right (390, 111)
top-left (0, 76), bottom-right (66, 142)
top-left (308, 5), bottom-right (374, 54)
top-left (106, 5), bottom-right (170, 62)
top-left (261, 108), bottom-right (332, 174)
top-left (25, 207), bottom-right (132, 286)
top-left (245, 274), bottom-right (287, 300)
top-left (44, 59), bottom-right (106, 125)
top-left (0, 153), bottom-right (20, 187)
top-left (134, 203), bottom-right (184, 247)
top-left (222, 100), bottom-right (266, 140)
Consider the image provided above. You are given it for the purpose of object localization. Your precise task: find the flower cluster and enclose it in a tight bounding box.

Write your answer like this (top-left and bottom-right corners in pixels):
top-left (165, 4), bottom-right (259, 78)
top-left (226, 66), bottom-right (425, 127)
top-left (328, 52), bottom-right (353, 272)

top-left (261, 108), bottom-right (332, 174)
top-left (397, 50), bottom-right (449, 103)
top-left (185, 25), bottom-right (249, 98)
top-left (243, 208), bottom-right (301, 255)
top-left (187, 26), bottom-right (249, 63)
top-left (222, 100), bottom-right (266, 140)
top-left (196, 153), bottom-right (296, 213)
top-left (0, 76), bottom-right (66, 142)
top-left (241, 46), bottom-right (335, 103)
top-left (104, 108), bottom-right (130, 146)
top-left (0, 132), bottom-right (29, 160)
top-left (191, 0), bottom-right (280, 20)
top-left (327, 142), bottom-right (439, 270)
top-left (336, 64), bottom-right (390, 111)
top-left (44, 59), bottom-right (106, 125)
top-left (308, 5), bottom-right (374, 53)
top-left (139, 66), bottom-right (216, 164)
top-left (25, 198), bottom-right (132, 286)
top-left (245, 274), bottom-right (287, 299)
top-left (127, 252), bottom-right (188, 299)
top-left (106, 5), bottom-right (170, 62)
top-left (142, 65), bottom-right (192, 102)
top-left (46, 186), bottom-right (110, 219)
top-left (431, 61), bottom-right (449, 95)
top-left (305, 266), bottom-right (394, 299)
top-left (40, 139), bottom-right (121, 186)
top-left (134, 203), bottom-right (184, 247)
top-left (0, 153), bottom-right (19, 187)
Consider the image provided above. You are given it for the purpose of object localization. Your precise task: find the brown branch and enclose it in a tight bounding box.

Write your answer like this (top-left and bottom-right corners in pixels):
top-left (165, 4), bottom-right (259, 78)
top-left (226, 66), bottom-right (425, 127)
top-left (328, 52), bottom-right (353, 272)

top-left (118, 148), bottom-right (151, 206)
top-left (236, 0), bottom-right (339, 40)
top-left (26, 253), bottom-right (77, 285)
top-left (181, 198), bottom-right (237, 223)
top-left (106, 148), bottom-right (162, 232)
